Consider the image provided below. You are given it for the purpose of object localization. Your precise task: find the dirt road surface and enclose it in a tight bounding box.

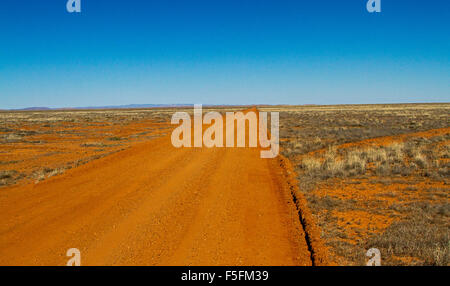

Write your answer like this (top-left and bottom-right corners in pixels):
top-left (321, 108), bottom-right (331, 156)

top-left (0, 113), bottom-right (313, 266)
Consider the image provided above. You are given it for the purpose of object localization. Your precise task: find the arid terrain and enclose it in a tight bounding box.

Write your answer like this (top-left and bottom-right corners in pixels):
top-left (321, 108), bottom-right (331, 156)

top-left (0, 104), bottom-right (448, 266)
top-left (0, 107), bottom-right (325, 266)
top-left (262, 103), bottom-right (450, 265)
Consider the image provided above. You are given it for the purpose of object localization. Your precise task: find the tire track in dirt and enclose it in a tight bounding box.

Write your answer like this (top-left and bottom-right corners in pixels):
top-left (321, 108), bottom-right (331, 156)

top-left (0, 109), bottom-right (318, 266)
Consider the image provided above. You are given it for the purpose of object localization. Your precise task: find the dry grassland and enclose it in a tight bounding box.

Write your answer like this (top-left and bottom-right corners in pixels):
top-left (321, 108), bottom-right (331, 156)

top-left (0, 109), bottom-right (177, 187)
top-left (261, 103), bottom-right (450, 265)
top-left (1, 104), bottom-right (448, 265)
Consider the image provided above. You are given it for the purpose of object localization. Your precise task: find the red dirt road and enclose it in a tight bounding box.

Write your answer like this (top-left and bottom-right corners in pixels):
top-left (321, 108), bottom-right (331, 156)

top-left (0, 123), bottom-right (313, 265)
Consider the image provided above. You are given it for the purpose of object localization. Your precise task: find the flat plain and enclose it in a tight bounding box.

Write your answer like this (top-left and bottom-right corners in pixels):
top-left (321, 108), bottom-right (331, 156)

top-left (0, 103), bottom-right (448, 265)
top-left (262, 103), bottom-right (449, 265)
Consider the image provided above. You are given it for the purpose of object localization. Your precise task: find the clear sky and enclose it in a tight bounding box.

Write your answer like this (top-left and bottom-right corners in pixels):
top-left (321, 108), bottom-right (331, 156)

top-left (0, 0), bottom-right (449, 109)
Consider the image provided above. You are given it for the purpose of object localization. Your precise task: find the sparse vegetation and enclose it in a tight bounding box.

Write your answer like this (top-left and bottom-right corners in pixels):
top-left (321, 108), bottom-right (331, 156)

top-left (0, 106), bottom-right (245, 187)
top-left (0, 170), bottom-right (24, 186)
top-left (273, 104), bottom-right (450, 157)
top-left (298, 134), bottom-right (449, 186)
top-left (269, 103), bottom-right (450, 265)
top-left (367, 202), bottom-right (449, 266)
top-left (1, 104), bottom-right (448, 266)
top-left (0, 108), bottom-right (175, 187)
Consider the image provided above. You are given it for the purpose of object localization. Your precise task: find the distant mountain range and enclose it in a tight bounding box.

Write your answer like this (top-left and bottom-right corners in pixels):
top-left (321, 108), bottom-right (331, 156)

top-left (5, 104), bottom-right (194, 111)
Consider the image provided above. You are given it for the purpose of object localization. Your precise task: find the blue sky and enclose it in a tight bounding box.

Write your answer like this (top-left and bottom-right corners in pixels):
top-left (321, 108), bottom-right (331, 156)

top-left (0, 0), bottom-right (449, 109)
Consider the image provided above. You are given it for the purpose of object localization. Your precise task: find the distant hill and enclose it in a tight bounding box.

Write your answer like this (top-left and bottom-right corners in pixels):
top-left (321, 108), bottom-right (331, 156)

top-left (18, 107), bottom-right (53, 111)
top-left (69, 104), bottom-right (194, 110)
top-left (7, 104), bottom-right (193, 111)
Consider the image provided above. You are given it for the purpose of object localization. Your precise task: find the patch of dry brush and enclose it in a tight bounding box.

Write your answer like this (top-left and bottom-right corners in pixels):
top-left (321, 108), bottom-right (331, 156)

top-left (271, 103), bottom-right (450, 265)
